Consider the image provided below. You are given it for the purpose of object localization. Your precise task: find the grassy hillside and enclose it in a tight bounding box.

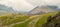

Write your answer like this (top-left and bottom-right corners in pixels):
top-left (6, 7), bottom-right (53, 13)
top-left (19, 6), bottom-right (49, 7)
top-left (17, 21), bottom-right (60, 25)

top-left (0, 14), bottom-right (30, 27)
top-left (35, 12), bottom-right (57, 27)
top-left (0, 12), bottom-right (58, 27)
top-left (41, 12), bottom-right (60, 27)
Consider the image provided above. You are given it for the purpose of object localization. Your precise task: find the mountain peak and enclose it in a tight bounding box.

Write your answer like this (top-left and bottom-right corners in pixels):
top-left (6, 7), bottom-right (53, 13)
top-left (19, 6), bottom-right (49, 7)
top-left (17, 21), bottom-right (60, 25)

top-left (28, 5), bottom-right (60, 15)
top-left (0, 4), bottom-right (14, 12)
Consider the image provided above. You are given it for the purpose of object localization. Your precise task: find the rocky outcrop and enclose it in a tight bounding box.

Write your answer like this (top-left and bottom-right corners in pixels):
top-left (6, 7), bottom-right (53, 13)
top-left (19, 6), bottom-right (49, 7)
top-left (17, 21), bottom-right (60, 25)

top-left (41, 12), bottom-right (60, 27)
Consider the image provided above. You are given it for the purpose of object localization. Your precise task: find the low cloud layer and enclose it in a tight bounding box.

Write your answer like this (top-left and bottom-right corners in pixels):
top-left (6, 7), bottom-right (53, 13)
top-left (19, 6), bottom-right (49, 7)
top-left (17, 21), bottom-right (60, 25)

top-left (0, 0), bottom-right (60, 12)
top-left (26, 0), bottom-right (60, 6)
top-left (0, 0), bottom-right (36, 12)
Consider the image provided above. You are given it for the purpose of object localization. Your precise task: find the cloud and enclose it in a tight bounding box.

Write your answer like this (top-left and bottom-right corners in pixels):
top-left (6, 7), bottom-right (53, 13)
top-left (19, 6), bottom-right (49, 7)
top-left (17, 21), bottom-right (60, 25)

top-left (25, 0), bottom-right (60, 6)
top-left (0, 0), bottom-right (36, 12)
top-left (0, 0), bottom-right (60, 12)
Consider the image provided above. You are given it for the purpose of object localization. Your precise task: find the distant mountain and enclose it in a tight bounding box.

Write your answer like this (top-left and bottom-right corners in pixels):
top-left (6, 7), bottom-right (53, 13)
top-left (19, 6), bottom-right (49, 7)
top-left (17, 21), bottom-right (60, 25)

top-left (41, 5), bottom-right (60, 11)
top-left (0, 4), bottom-right (14, 15)
top-left (0, 4), bottom-right (14, 12)
top-left (28, 5), bottom-right (60, 15)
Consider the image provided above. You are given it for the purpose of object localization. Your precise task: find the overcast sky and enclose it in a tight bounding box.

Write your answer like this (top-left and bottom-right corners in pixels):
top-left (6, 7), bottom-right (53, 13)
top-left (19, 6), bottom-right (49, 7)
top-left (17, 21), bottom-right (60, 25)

top-left (26, 0), bottom-right (60, 6)
top-left (0, 0), bottom-right (36, 12)
top-left (0, 0), bottom-right (60, 12)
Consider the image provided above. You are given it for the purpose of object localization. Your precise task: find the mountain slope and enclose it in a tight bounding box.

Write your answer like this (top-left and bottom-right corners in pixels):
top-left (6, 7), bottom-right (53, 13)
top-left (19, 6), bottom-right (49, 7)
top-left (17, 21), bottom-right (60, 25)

top-left (41, 5), bottom-right (60, 11)
top-left (28, 6), bottom-right (52, 15)
top-left (41, 12), bottom-right (60, 27)
top-left (0, 4), bottom-right (14, 12)
top-left (28, 5), bottom-right (60, 15)
top-left (0, 4), bottom-right (14, 15)
top-left (0, 11), bottom-right (57, 27)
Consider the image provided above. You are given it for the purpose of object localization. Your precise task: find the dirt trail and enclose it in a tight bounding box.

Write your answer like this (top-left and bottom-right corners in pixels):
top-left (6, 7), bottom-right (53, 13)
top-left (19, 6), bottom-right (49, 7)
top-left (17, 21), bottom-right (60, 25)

top-left (27, 16), bottom-right (42, 27)
top-left (8, 15), bottom-right (40, 27)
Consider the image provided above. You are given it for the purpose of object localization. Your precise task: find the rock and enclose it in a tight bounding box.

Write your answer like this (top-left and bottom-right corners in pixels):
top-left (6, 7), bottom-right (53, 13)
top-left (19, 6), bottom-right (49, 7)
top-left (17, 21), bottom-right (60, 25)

top-left (41, 12), bottom-right (60, 27)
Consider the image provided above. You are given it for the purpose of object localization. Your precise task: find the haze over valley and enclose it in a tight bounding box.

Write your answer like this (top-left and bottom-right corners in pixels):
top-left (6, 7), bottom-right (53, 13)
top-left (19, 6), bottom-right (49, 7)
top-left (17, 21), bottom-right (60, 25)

top-left (0, 0), bottom-right (60, 27)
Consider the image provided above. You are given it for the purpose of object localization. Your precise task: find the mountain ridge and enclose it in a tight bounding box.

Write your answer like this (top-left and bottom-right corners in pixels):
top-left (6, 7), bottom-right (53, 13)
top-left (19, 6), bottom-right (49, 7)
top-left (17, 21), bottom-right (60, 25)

top-left (28, 5), bottom-right (60, 15)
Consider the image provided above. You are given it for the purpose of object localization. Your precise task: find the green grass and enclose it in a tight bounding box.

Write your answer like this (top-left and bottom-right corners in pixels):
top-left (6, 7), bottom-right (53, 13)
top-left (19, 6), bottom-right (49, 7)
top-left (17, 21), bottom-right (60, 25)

top-left (12, 12), bottom-right (58, 27)
top-left (0, 14), bottom-right (30, 25)
top-left (0, 12), bottom-right (58, 27)
top-left (35, 12), bottom-right (57, 27)
top-left (12, 15), bottom-right (40, 27)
